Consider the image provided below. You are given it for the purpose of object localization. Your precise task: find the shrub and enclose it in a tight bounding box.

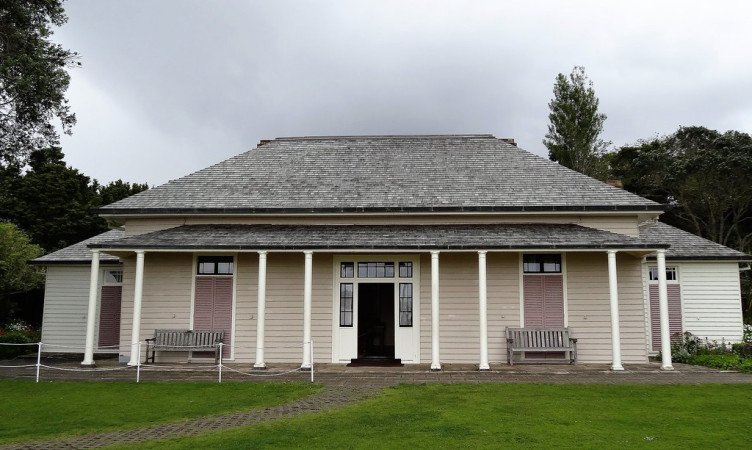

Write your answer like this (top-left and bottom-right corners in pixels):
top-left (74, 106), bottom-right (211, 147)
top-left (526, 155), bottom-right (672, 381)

top-left (0, 320), bottom-right (40, 359)
top-left (692, 354), bottom-right (742, 371)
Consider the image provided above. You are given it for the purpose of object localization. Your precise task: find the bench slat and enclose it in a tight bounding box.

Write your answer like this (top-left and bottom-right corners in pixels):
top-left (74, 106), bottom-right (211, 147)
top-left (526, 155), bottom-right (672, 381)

top-left (145, 329), bottom-right (224, 364)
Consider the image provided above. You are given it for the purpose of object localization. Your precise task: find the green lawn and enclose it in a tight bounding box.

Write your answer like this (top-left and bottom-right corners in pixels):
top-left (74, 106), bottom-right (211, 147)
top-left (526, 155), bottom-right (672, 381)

top-left (0, 380), bottom-right (320, 444)
top-left (119, 384), bottom-right (752, 449)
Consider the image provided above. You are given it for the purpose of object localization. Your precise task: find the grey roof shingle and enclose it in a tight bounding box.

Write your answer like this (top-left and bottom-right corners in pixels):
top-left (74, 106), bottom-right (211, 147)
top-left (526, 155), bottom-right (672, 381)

top-left (89, 223), bottom-right (666, 251)
top-left (639, 222), bottom-right (751, 261)
top-left (101, 135), bottom-right (662, 214)
top-left (30, 230), bottom-right (124, 265)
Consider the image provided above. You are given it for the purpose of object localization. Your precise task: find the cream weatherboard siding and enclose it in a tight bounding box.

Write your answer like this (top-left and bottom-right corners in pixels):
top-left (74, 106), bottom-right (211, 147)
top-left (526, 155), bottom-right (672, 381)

top-left (566, 252), bottom-right (648, 364)
top-left (676, 262), bottom-right (744, 343)
top-left (40, 266), bottom-right (95, 352)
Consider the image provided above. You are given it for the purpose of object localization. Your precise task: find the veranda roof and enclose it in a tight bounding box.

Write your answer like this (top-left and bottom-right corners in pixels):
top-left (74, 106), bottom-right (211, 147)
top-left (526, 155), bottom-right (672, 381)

top-left (88, 223), bottom-right (667, 252)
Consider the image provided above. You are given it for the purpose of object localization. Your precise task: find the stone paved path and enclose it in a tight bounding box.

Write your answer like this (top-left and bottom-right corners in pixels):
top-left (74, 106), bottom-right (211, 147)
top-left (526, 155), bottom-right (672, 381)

top-left (2, 360), bottom-right (752, 449)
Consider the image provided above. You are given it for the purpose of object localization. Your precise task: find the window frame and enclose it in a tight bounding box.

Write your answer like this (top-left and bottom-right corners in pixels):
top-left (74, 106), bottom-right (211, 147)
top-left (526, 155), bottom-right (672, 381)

top-left (522, 254), bottom-right (562, 274)
top-left (197, 256), bottom-right (234, 275)
top-left (648, 266), bottom-right (678, 283)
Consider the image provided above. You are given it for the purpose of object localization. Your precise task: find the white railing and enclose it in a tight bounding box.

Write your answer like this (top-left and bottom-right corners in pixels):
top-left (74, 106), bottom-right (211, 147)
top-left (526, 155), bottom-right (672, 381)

top-left (0, 340), bottom-right (315, 384)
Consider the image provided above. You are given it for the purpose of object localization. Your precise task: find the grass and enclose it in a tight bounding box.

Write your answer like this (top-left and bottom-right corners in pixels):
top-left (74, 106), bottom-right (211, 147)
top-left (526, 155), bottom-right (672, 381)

top-left (117, 383), bottom-right (752, 449)
top-left (0, 380), bottom-right (320, 444)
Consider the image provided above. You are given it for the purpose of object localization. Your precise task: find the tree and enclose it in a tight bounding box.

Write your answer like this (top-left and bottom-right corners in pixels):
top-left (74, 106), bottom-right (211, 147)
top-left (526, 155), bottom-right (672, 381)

top-left (99, 179), bottom-right (149, 206)
top-left (0, 0), bottom-right (79, 165)
top-left (0, 221), bottom-right (44, 323)
top-left (0, 147), bottom-right (104, 251)
top-left (543, 66), bottom-right (609, 178)
top-left (610, 126), bottom-right (752, 253)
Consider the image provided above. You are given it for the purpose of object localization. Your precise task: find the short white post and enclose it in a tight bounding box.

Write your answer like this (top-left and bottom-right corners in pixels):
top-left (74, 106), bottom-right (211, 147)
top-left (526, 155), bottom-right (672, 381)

top-left (478, 251), bottom-right (490, 371)
top-left (82, 250), bottom-right (101, 366)
top-left (218, 343), bottom-right (223, 383)
top-left (128, 251), bottom-right (146, 366)
top-left (430, 251), bottom-right (442, 371)
top-left (136, 342), bottom-right (142, 383)
top-left (301, 251), bottom-right (313, 370)
top-left (254, 251), bottom-right (268, 369)
top-left (657, 250), bottom-right (674, 370)
top-left (607, 250), bottom-right (624, 371)
top-left (310, 339), bottom-right (314, 383)
top-left (36, 342), bottom-right (42, 383)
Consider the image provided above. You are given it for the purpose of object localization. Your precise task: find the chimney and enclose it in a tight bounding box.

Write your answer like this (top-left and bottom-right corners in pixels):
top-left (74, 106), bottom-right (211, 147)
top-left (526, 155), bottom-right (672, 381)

top-left (605, 180), bottom-right (624, 188)
top-left (258, 139), bottom-right (272, 147)
top-left (500, 138), bottom-right (517, 146)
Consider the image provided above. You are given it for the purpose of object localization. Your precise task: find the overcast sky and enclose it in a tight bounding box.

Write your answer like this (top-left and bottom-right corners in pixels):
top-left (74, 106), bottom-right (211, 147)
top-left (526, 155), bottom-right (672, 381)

top-left (53, 0), bottom-right (752, 186)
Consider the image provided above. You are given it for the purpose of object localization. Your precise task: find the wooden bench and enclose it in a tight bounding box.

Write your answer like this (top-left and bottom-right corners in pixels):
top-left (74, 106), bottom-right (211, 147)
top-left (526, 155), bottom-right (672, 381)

top-left (506, 327), bottom-right (577, 365)
top-left (144, 329), bottom-right (224, 364)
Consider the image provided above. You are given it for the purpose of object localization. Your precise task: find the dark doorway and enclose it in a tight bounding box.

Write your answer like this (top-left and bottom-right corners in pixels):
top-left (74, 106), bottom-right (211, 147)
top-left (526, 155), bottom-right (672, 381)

top-left (357, 283), bottom-right (395, 359)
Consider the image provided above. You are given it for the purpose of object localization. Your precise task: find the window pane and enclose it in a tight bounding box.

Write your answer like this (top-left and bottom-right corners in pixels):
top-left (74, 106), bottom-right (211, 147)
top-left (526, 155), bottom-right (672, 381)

top-left (399, 262), bottom-right (413, 278)
top-left (340, 283), bottom-right (353, 327)
top-left (650, 267), bottom-right (677, 281)
top-left (357, 262), bottom-right (395, 278)
top-left (399, 283), bottom-right (413, 327)
top-left (105, 270), bottom-right (123, 283)
top-left (523, 254), bottom-right (561, 273)
top-left (198, 262), bottom-right (215, 274)
top-left (216, 262), bottom-right (233, 274)
top-left (523, 261), bottom-right (540, 273)
top-left (340, 262), bottom-right (354, 278)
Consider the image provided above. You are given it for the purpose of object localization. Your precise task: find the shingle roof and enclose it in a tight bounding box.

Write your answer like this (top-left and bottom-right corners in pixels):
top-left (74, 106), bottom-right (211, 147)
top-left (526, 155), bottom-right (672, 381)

top-left (29, 230), bottom-right (124, 265)
top-left (639, 222), bottom-right (751, 261)
top-left (101, 135), bottom-right (662, 214)
top-left (89, 223), bottom-right (666, 251)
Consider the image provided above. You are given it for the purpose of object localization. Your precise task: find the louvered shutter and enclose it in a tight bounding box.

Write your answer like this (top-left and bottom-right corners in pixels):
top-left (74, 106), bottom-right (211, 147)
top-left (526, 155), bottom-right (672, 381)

top-left (523, 275), bottom-right (544, 327)
top-left (543, 276), bottom-right (565, 327)
top-left (98, 286), bottom-right (122, 349)
top-left (650, 284), bottom-right (682, 351)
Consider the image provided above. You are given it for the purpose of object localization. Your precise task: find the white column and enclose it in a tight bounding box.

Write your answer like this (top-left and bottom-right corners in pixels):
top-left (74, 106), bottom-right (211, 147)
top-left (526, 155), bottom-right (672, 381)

top-left (430, 251), bottom-right (441, 371)
top-left (82, 250), bottom-right (101, 366)
top-left (478, 251), bottom-right (490, 371)
top-left (254, 251), bottom-right (268, 369)
top-left (301, 251), bottom-right (313, 369)
top-left (128, 251), bottom-right (146, 366)
top-left (657, 250), bottom-right (674, 370)
top-left (607, 250), bottom-right (624, 371)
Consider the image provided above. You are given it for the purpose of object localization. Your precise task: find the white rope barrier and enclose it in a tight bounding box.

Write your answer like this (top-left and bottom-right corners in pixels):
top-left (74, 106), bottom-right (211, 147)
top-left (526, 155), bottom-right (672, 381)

top-left (0, 340), bottom-right (316, 383)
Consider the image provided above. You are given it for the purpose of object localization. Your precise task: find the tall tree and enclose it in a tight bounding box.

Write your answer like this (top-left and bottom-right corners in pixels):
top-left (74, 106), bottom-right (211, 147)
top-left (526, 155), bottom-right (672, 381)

top-left (0, 221), bottom-right (44, 323)
top-left (0, 147), bottom-right (104, 251)
top-left (99, 179), bottom-right (149, 206)
top-left (610, 126), bottom-right (752, 253)
top-left (0, 0), bottom-right (79, 165)
top-left (543, 66), bottom-right (609, 178)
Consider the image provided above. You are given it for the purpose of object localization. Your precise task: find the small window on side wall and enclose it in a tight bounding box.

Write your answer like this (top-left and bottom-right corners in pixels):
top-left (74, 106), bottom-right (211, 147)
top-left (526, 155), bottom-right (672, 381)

top-left (197, 256), bottom-right (234, 275)
top-left (649, 267), bottom-right (677, 282)
top-left (523, 254), bottom-right (562, 273)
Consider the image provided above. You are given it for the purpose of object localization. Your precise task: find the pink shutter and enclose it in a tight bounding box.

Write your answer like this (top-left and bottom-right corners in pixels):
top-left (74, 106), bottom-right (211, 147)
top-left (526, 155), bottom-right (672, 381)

top-left (212, 278), bottom-right (233, 346)
top-left (523, 275), bottom-right (544, 327)
top-left (98, 285), bottom-right (122, 349)
top-left (193, 277), bottom-right (215, 330)
top-left (650, 284), bottom-right (682, 351)
top-left (543, 276), bottom-right (564, 327)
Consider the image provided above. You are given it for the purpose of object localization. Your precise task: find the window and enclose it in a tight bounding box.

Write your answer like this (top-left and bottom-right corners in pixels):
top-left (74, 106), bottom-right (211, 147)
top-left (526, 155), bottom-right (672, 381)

top-left (399, 262), bottom-right (413, 278)
top-left (104, 270), bottom-right (123, 284)
top-left (357, 262), bottom-right (395, 278)
top-left (340, 262), bottom-right (354, 278)
top-left (523, 254), bottom-right (562, 273)
top-left (197, 256), bottom-right (234, 275)
top-left (399, 283), bottom-right (413, 327)
top-left (649, 266), bottom-right (677, 282)
top-left (340, 283), bottom-right (353, 327)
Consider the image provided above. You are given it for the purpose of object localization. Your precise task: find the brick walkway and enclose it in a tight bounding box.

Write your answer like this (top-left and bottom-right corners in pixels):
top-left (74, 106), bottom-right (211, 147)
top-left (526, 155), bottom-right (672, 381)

top-left (2, 359), bottom-right (752, 449)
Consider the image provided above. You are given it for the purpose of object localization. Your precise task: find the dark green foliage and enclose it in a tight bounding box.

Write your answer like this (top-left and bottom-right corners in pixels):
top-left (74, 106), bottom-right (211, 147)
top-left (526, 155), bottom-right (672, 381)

top-left (0, 222), bottom-right (43, 323)
top-left (99, 179), bottom-right (149, 205)
top-left (669, 330), bottom-right (752, 373)
top-left (0, 148), bottom-right (104, 251)
top-left (0, 0), bottom-right (79, 165)
top-left (0, 321), bottom-right (39, 358)
top-left (610, 126), bottom-right (752, 253)
top-left (543, 66), bottom-right (609, 178)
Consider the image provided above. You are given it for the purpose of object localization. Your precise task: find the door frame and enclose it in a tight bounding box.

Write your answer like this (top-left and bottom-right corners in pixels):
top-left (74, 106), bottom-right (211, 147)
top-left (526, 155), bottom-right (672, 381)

top-left (332, 255), bottom-right (421, 363)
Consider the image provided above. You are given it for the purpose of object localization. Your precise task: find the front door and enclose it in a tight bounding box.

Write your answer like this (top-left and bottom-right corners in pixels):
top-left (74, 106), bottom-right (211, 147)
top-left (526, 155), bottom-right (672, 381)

top-left (357, 283), bottom-right (395, 358)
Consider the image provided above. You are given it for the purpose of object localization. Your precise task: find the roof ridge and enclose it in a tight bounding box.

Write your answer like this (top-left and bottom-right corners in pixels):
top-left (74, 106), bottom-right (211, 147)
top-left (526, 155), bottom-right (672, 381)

top-left (272, 134), bottom-right (497, 141)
